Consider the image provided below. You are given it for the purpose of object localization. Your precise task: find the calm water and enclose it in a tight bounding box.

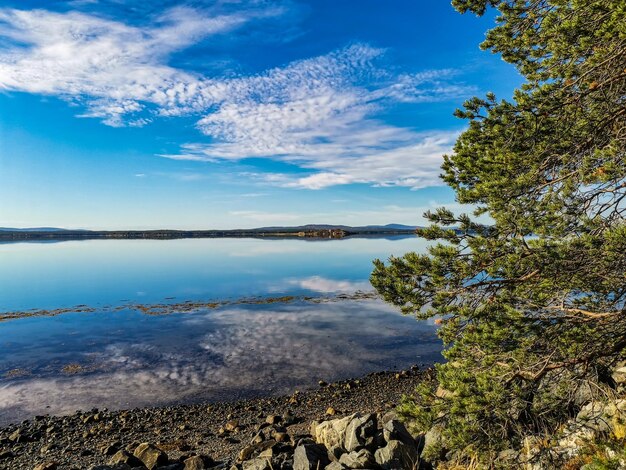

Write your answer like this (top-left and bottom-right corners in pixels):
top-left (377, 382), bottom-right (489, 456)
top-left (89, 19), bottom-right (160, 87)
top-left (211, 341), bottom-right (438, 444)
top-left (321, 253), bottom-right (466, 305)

top-left (0, 237), bottom-right (441, 425)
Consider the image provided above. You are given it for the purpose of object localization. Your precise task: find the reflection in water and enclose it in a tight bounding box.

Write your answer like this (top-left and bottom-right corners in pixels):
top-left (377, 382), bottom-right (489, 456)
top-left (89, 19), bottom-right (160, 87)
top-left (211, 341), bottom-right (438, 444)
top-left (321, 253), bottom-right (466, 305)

top-left (0, 299), bottom-right (440, 425)
top-left (285, 276), bottom-right (372, 293)
top-left (0, 237), bottom-right (428, 312)
top-left (0, 237), bottom-right (438, 426)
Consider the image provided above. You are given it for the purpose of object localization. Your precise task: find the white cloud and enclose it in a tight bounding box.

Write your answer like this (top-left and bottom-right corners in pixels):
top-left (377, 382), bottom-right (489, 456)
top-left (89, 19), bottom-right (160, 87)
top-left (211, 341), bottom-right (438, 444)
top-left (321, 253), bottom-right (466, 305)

top-left (0, 6), bottom-right (472, 189)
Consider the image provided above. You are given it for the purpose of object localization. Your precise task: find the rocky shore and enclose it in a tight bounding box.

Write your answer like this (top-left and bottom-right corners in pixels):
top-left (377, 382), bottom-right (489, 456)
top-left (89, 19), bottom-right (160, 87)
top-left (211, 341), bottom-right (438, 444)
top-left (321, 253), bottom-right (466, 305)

top-left (0, 367), bottom-right (433, 470)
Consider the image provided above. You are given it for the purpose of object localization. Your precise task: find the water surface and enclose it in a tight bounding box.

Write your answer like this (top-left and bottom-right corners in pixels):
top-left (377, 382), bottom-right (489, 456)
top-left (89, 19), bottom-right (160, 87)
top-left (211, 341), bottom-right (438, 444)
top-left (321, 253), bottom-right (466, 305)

top-left (0, 237), bottom-right (440, 425)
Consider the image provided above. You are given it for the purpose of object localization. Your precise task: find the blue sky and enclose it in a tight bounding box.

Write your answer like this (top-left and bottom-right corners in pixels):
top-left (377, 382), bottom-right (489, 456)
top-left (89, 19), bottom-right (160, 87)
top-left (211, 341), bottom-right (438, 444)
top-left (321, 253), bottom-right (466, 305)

top-left (0, 0), bottom-right (519, 229)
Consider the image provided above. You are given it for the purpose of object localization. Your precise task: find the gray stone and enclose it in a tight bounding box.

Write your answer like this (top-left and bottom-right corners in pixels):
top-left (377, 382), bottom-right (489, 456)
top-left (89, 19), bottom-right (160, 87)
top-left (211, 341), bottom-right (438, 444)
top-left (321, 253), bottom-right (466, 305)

top-left (344, 414), bottom-right (377, 452)
top-left (133, 442), bottom-right (169, 469)
top-left (293, 443), bottom-right (330, 470)
top-left (612, 361), bottom-right (626, 385)
top-left (327, 444), bottom-right (346, 462)
top-left (382, 419), bottom-right (418, 450)
top-left (575, 401), bottom-right (611, 434)
top-left (374, 439), bottom-right (419, 470)
top-left (242, 458), bottom-right (272, 470)
top-left (311, 414), bottom-right (353, 449)
top-left (421, 424), bottom-right (446, 462)
top-left (338, 449), bottom-right (376, 469)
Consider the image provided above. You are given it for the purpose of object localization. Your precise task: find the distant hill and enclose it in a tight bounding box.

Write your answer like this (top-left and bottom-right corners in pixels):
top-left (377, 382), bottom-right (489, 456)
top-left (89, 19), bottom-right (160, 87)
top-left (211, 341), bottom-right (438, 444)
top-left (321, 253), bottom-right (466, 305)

top-left (0, 227), bottom-right (74, 232)
top-left (0, 224), bottom-right (419, 241)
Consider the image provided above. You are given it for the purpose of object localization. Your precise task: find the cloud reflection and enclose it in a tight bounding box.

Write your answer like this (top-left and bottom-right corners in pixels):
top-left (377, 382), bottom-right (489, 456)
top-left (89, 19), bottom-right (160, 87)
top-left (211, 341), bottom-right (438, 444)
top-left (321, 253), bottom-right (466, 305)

top-left (0, 299), bottom-right (439, 425)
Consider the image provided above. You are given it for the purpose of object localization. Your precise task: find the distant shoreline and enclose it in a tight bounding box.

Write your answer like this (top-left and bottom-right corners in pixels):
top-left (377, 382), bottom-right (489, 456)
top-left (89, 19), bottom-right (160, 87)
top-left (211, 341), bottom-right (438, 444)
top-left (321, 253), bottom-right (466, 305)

top-left (0, 226), bottom-right (419, 241)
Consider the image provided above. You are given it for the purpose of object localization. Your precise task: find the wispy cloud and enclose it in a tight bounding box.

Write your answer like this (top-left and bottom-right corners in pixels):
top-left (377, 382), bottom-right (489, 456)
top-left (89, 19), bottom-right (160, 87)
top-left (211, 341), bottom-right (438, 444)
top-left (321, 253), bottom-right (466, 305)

top-left (0, 5), bottom-right (472, 189)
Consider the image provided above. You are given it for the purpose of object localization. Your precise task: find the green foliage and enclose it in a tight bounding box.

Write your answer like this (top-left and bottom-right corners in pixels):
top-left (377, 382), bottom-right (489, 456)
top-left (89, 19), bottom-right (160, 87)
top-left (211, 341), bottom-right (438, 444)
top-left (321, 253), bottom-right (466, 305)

top-left (372, 0), bottom-right (626, 465)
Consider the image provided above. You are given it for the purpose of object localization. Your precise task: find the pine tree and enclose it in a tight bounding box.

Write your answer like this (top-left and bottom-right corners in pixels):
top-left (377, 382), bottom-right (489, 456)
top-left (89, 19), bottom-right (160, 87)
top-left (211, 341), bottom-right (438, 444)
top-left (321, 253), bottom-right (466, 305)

top-left (371, 0), bottom-right (626, 464)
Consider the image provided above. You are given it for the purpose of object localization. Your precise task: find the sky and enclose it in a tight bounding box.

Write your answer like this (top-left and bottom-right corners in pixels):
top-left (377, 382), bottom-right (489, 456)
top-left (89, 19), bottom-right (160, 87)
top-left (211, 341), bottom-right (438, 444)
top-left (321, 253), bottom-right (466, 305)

top-left (0, 0), bottom-right (520, 230)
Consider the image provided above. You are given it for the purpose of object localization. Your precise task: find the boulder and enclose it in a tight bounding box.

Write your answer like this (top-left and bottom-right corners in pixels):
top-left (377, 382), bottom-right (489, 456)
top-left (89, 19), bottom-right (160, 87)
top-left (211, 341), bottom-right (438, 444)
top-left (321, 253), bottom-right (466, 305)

top-left (293, 443), bottom-right (330, 470)
top-left (242, 458), bottom-right (272, 470)
top-left (382, 418), bottom-right (420, 451)
top-left (311, 415), bottom-right (353, 449)
top-left (184, 455), bottom-right (210, 469)
top-left (375, 439), bottom-right (419, 470)
top-left (133, 443), bottom-right (169, 469)
top-left (327, 444), bottom-right (346, 462)
top-left (612, 361), bottom-right (626, 385)
top-left (325, 462), bottom-right (348, 470)
top-left (238, 439), bottom-right (277, 462)
top-left (575, 401), bottom-right (611, 434)
top-left (338, 449), bottom-right (376, 469)
top-left (109, 450), bottom-right (142, 468)
top-left (421, 424), bottom-right (446, 462)
top-left (344, 414), bottom-right (377, 452)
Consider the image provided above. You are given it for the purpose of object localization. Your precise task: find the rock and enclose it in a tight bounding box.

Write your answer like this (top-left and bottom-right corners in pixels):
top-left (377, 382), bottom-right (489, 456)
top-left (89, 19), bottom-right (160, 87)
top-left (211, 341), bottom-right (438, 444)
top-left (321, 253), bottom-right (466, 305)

top-left (159, 464), bottom-right (185, 470)
top-left (338, 449), bottom-right (376, 469)
top-left (9, 429), bottom-right (30, 443)
top-left (325, 463), bottom-right (348, 470)
top-left (109, 450), bottom-right (143, 468)
top-left (33, 463), bottom-right (57, 470)
top-left (101, 443), bottom-right (120, 456)
top-left (242, 458), bottom-right (271, 470)
top-left (293, 443), bottom-right (330, 470)
top-left (90, 466), bottom-right (132, 470)
top-left (225, 419), bottom-right (240, 432)
top-left (382, 418), bottom-right (420, 451)
top-left (311, 415), bottom-right (353, 449)
top-left (251, 432), bottom-right (265, 445)
top-left (184, 455), bottom-right (210, 469)
top-left (612, 361), bottom-right (626, 385)
top-left (133, 443), bottom-right (169, 469)
top-left (374, 439), bottom-right (419, 470)
top-left (344, 413), bottom-right (377, 452)
top-left (327, 444), bottom-right (346, 462)
top-left (282, 412), bottom-right (298, 426)
top-left (421, 424), bottom-right (446, 462)
top-left (274, 432), bottom-right (290, 443)
top-left (575, 401), bottom-right (611, 434)
top-left (238, 440), bottom-right (277, 462)
top-left (265, 415), bottom-right (281, 425)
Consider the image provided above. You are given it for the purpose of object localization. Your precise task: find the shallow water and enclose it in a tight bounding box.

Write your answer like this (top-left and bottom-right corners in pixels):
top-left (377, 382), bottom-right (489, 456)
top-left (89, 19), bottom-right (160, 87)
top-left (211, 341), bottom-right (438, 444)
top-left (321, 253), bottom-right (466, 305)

top-left (0, 237), bottom-right (441, 425)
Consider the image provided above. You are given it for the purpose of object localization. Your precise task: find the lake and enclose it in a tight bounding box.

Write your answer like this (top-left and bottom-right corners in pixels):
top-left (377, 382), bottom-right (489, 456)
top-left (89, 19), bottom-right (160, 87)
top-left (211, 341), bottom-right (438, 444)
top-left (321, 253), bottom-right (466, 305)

top-left (0, 237), bottom-right (441, 425)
